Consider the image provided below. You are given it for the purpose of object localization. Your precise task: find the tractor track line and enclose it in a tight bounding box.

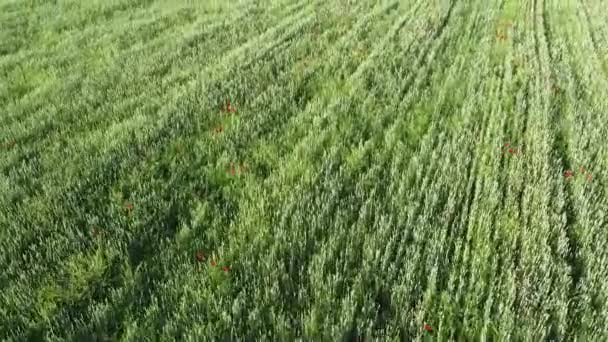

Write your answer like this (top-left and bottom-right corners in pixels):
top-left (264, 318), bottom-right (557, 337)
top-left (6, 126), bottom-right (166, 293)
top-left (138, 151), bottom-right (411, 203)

top-left (539, 0), bottom-right (584, 335)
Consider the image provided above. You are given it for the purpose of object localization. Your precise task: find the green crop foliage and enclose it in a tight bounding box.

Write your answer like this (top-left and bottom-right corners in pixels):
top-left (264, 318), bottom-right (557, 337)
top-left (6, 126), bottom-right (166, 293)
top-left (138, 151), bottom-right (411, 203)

top-left (1, 0), bottom-right (608, 340)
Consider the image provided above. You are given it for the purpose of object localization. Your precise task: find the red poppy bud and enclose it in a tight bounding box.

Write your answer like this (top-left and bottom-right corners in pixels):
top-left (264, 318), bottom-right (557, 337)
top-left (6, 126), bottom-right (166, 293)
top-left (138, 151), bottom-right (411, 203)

top-left (227, 102), bottom-right (236, 113)
top-left (223, 266), bottom-right (230, 273)
top-left (423, 324), bottom-right (433, 334)
top-left (211, 260), bottom-right (217, 267)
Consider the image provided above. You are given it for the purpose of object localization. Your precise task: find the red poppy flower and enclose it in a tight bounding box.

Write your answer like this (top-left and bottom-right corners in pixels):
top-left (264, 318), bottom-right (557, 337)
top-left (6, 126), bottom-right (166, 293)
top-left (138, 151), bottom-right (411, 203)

top-left (504, 143), bottom-right (510, 148)
top-left (223, 266), bottom-right (230, 273)
top-left (125, 203), bottom-right (134, 210)
top-left (423, 323), bottom-right (433, 334)
top-left (210, 260), bottom-right (217, 267)
top-left (196, 251), bottom-right (205, 262)
top-left (221, 100), bottom-right (237, 114)
top-left (564, 170), bottom-right (574, 178)
top-left (227, 102), bottom-right (236, 113)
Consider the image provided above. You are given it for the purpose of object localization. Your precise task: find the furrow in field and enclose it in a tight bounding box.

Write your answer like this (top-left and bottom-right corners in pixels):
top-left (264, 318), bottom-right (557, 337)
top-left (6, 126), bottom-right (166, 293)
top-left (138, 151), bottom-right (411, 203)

top-left (540, 0), bottom-right (585, 338)
top-left (482, 2), bottom-right (538, 340)
top-left (544, 0), bottom-right (608, 338)
top-left (390, 5), bottom-right (495, 298)
top-left (503, 2), bottom-right (539, 340)
top-left (450, 3), bottom-right (536, 338)
top-left (492, 0), bottom-right (579, 339)
top-left (504, 0), bottom-right (551, 339)
top-left (471, 7), bottom-right (527, 339)
top-left (447, 72), bottom-right (504, 341)
top-left (431, 2), bottom-right (512, 321)
top-left (420, 5), bottom-right (508, 339)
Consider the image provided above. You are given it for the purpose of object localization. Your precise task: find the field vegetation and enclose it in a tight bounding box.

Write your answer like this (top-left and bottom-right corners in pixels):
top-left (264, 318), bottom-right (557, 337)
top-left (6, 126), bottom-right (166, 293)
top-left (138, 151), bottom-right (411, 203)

top-left (1, 0), bottom-right (607, 340)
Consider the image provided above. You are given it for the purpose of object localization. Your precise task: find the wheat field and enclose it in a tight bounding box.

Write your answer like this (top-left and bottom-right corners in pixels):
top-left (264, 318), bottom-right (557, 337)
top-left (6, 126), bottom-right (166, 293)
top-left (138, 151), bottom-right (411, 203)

top-left (1, 0), bottom-right (608, 340)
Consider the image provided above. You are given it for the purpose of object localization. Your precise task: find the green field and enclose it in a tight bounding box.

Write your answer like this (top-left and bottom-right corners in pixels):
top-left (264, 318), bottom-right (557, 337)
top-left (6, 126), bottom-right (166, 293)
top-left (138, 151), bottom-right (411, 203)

top-left (2, 0), bottom-right (608, 340)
